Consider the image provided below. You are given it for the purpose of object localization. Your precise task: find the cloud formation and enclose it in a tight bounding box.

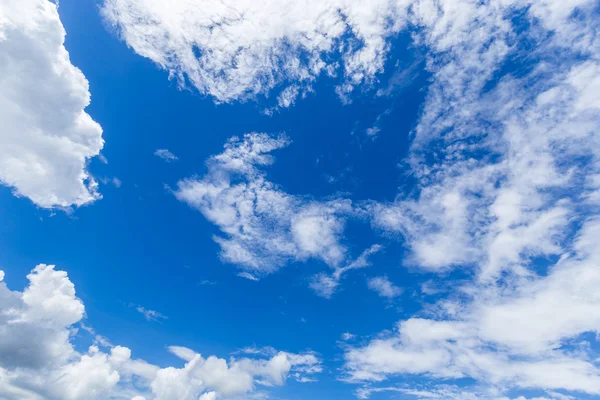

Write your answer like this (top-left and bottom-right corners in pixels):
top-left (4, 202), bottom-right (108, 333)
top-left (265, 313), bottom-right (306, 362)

top-left (154, 149), bottom-right (178, 162)
top-left (174, 133), bottom-right (358, 274)
top-left (0, 265), bottom-right (321, 400)
top-left (0, 0), bottom-right (104, 208)
top-left (366, 276), bottom-right (401, 299)
top-left (101, 0), bottom-right (412, 104)
top-left (346, 0), bottom-right (600, 398)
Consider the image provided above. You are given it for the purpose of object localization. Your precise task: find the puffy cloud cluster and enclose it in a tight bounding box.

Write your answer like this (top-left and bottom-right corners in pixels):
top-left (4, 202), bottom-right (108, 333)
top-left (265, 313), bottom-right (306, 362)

top-left (0, 265), bottom-right (321, 399)
top-left (0, 0), bottom-right (104, 208)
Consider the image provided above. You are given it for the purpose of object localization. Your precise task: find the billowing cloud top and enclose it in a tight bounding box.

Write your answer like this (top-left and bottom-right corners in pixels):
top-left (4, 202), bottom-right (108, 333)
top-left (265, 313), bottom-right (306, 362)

top-left (0, 0), bottom-right (104, 208)
top-left (0, 265), bottom-right (321, 399)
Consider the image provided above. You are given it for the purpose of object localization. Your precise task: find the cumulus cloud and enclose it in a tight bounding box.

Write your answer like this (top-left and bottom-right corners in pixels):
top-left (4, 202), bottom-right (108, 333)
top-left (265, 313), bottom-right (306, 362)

top-left (0, 265), bottom-right (321, 400)
top-left (0, 0), bottom-right (104, 208)
top-left (101, 0), bottom-right (412, 105)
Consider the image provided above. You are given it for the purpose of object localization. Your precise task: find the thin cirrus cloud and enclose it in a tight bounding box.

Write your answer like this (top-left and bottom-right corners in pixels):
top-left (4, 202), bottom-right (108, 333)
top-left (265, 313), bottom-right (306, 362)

top-left (0, 0), bottom-right (104, 209)
top-left (0, 265), bottom-right (321, 400)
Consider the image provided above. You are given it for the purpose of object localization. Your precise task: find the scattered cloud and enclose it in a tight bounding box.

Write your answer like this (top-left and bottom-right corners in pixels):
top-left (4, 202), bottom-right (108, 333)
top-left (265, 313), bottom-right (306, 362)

top-left (136, 306), bottom-right (167, 322)
top-left (310, 244), bottom-right (383, 298)
top-left (100, 176), bottom-right (122, 188)
top-left (154, 149), bottom-right (178, 162)
top-left (0, 0), bottom-right (104, 208)
top-left (101, 0), bottom-right (411, 105)
top-left (175, 133), bottom-right (369, 293)
top-left (345, 1), bottom-right (600, 398)
top-left (237, 272), bottom-right (259, 282)
top-left (367, 276), bottom-right (402, 299)
top-left (341, 333), bottom-right (356, 341)
top-left (0, 265), bottom-right (322, 399)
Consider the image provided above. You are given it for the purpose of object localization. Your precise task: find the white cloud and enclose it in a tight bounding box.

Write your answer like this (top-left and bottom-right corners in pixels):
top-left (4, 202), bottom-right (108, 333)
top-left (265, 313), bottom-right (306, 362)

top-left (0, 265), bottom-right (322, 400)
top-left (367, 276), bottom-right (401, 299)
top-left (136, 306), bottom-right (167, 322)
top-left (237, 272), bottom-right (259, 281)
top-left (346, 1), bottom-right (600, 398)
top-left (310, 244), bottom-right (383, 298)
top-left (370, 1), bottom-right (600, 278)
top-left (341, 332), bottom-right (356, 341)
top-left (175, 133), bottom-right (374, 289)
top-left (101, 0), bottom-right (413, 104)
top-left (0, 0), bottom-right (104, 208)
top-left (154, 149), bottom-right (178, 162)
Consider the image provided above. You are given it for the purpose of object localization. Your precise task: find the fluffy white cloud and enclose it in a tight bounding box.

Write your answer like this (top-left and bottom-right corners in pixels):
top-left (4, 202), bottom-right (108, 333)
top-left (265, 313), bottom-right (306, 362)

top-left (101, 0), bottom-right (412, 105)
top-left (0, 265), bottom-right (321, 399)
top-left (0, 0), bottom-right (104, 208)
top-left (371, 1), bottom-right (600, 278)
top-left (175, 133), bottom-right (378, 285)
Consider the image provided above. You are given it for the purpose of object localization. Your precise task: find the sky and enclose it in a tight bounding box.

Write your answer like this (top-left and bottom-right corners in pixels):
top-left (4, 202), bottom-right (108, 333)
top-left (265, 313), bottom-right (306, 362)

top-left (1, 0), bottom-right (600, 399)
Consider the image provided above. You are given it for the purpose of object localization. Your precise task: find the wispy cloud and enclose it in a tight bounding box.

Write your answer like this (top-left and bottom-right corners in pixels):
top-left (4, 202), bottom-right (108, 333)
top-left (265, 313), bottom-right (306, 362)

top-left (237, 272), bottom-right (259, 281)
top-left (154, 148), bottom-right (178, 162)
top-left (0, 265), bottom-right (321, 399)
top-left (346, 0), bottom-right (600, 397)
top-left (367, 276), bottom-right (402, 299)
top-left (174, 133), bottom-right (367, 296)
top-left (136, 306), bottom-right (167, 322)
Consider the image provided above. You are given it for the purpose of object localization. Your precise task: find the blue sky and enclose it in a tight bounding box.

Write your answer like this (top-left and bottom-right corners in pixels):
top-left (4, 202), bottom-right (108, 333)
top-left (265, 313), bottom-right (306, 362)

top-left (1, 0), bottom-right (600, 399)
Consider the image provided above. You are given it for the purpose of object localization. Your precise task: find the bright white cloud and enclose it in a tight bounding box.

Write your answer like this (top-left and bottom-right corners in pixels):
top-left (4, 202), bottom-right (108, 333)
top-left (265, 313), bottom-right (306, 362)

top-left (0, 265), bottom-right (321, 399)
top-left (0, 0), bottom-right (104, 208)
top-left (101, 0), bottom-right (412, 105)
top-left (175, 133), bottom-right (366, 280)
